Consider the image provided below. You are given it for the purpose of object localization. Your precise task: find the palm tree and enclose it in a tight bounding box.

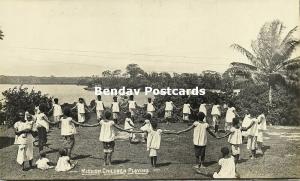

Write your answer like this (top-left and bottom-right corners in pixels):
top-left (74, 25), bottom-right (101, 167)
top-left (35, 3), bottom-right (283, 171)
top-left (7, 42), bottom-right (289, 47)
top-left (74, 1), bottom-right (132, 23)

top-left (229, 20), bottom-right (300, 106)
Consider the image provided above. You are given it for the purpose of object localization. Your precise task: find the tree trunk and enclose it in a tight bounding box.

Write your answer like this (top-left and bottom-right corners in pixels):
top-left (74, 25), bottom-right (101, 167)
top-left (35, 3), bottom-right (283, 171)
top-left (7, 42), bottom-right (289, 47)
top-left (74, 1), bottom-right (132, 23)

top-left (269, 85), bottom-right (272, 105)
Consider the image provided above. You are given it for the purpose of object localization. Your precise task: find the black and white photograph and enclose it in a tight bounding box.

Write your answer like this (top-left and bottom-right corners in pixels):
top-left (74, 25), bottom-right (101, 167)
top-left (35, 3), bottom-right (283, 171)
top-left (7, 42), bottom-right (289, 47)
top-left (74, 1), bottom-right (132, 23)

top-left (0, 0), bottom-right (299, 180)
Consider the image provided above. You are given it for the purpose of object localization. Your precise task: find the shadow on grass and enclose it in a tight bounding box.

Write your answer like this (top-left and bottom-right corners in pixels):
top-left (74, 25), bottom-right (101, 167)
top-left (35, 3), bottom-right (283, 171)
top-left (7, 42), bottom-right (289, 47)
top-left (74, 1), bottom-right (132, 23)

top-left (112, 159), bottom-right (130, 165)
top-left (262, 145), bottom-right (271, 154)
top-left (0, 136), bottom-right (15, 149)
top-left (204, 160), bottom-right (217, 167)
top-left (72, 154), bottom-right (91, 160)
top-left (156, 162), bottom-right (171, 167)
top-left (237, 158), bottom-right (248, 164)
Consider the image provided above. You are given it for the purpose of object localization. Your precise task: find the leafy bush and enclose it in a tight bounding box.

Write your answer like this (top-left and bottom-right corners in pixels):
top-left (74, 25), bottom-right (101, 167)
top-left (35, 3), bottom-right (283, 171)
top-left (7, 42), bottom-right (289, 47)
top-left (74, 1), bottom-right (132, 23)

top-left (0, 86), bottom-right (52, 126)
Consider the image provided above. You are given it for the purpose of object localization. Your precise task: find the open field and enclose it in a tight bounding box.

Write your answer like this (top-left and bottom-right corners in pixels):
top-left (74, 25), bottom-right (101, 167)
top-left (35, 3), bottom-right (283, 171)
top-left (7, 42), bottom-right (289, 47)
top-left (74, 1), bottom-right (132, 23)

top-left (0, 114), bottom-right (300, 179)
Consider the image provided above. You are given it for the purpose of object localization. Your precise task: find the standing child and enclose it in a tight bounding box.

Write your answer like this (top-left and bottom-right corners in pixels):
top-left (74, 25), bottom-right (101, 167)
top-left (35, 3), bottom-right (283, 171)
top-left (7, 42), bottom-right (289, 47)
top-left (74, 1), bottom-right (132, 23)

top-left (36, 152), bottom-right (54, 170)
top-left (225, 102), bottom-right (238, 131)
top-left (127, 95), bottom-right (139, 121)
top-left (140, 113), bottom-right (153, 143)
top-left (92, 95), bottom-right (105, 120)
top-left (164, 97), bottom-right (177, 124)
top-left (257, 113), bottom-right (267, 154)
top-left (86, 111), bottom-right (138, 166)
top-left (247, 115), bottom-right (262, 159)
top-left (60, 107), bottom-right (81, 158)
top-left (213, 147), bottom-right (236, 178)
top-left (177, 112), bottom-right (219, 168)
top-left (211, 101), bottom-right (221, 133)
top-left (221, 117), bottom-right (255, 163)
top-left (137, 121), bottom-right (177, 168)
top-left (241, 110), bottom-right (252, 142)
top-left (182, 99), bottom-right (193, 122)
top-left (72, 98), bottom-right (90, 124)
top-left (48, 98), bottom-right (63, 128)
top-left (146, 97), bottom-right (155, 117)
top-left (111, 96), bottom-right (121, 124)
top-left (55, 149), bottom-right (77, 172)
top-left (124, 112), bottom-right (137, 143)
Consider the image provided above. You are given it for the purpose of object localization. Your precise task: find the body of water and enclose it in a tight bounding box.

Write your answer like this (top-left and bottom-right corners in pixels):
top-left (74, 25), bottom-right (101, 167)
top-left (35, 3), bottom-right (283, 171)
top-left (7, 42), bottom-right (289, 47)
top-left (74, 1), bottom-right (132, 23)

top-left (0, 84), bottom-right (153, 106)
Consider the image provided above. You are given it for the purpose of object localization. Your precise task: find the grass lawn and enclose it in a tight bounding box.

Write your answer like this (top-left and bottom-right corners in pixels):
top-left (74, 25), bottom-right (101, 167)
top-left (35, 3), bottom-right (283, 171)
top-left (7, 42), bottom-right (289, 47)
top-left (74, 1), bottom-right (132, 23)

top-left (0, 113), bottom-right (300, 179)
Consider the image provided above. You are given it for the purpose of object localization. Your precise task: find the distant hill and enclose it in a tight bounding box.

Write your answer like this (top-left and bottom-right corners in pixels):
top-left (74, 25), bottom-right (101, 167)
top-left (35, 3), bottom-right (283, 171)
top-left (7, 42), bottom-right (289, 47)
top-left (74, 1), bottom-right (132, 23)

top-left (0, 75), bottom-right (90, 85)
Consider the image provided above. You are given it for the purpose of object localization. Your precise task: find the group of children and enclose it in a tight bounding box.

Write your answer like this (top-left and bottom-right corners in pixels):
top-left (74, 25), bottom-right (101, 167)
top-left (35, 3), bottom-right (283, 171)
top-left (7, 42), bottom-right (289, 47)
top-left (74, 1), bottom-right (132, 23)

top-left (13, 95), bottom-right (268, 178)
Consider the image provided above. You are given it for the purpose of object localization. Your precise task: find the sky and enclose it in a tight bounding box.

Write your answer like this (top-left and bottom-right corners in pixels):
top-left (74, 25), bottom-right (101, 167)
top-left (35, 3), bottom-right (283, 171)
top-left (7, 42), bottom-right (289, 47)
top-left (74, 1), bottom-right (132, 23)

top-left (0, 0), bottom-right (299, 76)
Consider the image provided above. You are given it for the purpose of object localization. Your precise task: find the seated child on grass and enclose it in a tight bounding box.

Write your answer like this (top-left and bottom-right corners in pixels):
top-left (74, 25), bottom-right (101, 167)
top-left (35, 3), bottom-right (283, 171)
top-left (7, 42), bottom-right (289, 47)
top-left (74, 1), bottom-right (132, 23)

top-left (55, 149), bottom-right (77, 172)
top-left (213, 147), bottom-right (236, 178)
top-left (36, 152), bottom-right (54, 170)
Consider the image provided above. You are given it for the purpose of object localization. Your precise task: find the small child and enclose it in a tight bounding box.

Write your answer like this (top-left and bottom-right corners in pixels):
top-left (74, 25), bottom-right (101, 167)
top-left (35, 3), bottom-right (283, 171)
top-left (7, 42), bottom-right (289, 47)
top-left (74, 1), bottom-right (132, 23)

top-left (222, 117), bottom-right (254, 163)
top-left (127, 95), bottom-right (139, 121)
top-left (177, 112), bottom-right (219, 168)
top-left (36, 152), bottom-right (54, 170)
top-left (60, 107), bottom-right (79, 157)
top-left (72, 98), bottom-right (90, 123)
top-left (164, 97), bottom-right (177, 124)
top-left (140, 113), bottom-right (153, 143)
top-left (138, 121), bottom-right (177, 167)
top-left (86, 111), bottom-right (137, 165)
top-left (256, 113), bottom-right (267, 154)
top-left (146, 97), bottom-right (155, 117)
top-left (111, 96), bottom-right (121, 124)
top-left (247, 115), bottom-right (262, 159)
top-left (92, 95), bottom-right (105, 120)
top-left (213, 147), bottom-right (236, 178)
top-left (211, 101), bottom-right (221, 133)
top-left (182, 100), bottom-right (193, 122)
top-left (55, 149), bottom-right (77, 172)
top-left (48, 98), bottom-right (63, 128)
top-left (241, 110), bottom-right (252, 142)
top-left (225, 102), bottom-right (238, 131)
top-left (124, 112), bottom-right (136, 143)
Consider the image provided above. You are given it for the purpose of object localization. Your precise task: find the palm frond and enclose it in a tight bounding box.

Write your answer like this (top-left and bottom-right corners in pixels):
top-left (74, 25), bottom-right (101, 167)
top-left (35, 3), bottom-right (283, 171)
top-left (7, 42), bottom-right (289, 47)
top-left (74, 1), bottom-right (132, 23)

top-left (280, 26), bottom-right (298, 46)
top-left (230, 62), bottom-right (258, 71)
top-left (282, 57), bottom-right (300, 70)
top-left (230, 44), bottom-right (257, 62)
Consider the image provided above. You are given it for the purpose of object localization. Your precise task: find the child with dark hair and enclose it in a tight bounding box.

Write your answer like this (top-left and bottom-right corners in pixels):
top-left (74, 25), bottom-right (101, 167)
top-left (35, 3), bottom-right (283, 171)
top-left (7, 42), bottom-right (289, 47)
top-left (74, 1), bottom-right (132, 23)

top-left (124, 112), bottom-right (137, 143)
top-left (225, 102), bottom-right (239, 131)
top-left (177, 112), bottom-right (219, 169)
top-left (48, 98), bottom-right (63, 128)
top-left (213, 147), bottom-right (236, 178)
top-left (72, 98), bottom-right (90, 123)
top-left (110, 96), bottom-right (121, 124)
top-left (91, 95), bottom-right (105, 120)
top-left (163, 97), bottom-right (178, 124)
top-left (85, 111), bottom-right (140, 166)
top-left (55, 149), bottom-right (77, 172)
top-left (146, 97), bottom-right (155, 117)
top-left (211, 100), bottom-right (221, 133)
top-left (127, 95), bottom-right (139, 121)
top-left (140, 113), bottom-right (153, 143)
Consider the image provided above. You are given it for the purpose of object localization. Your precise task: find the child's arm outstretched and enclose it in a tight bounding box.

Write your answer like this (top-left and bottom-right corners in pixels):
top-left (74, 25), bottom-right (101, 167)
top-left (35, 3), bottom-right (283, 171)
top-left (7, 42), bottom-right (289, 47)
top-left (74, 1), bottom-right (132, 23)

top-left (162, 129), bottom-right (178, 134)
top-left (207, 128), bottom-right (218, 138)
top-left (217, 131), bottom-right (232, 139)
top-left (177, 125), bottom-right (195, 134)
top-left (113, 124), bottom-right (144, 133)
top-left (241, 121), bottom-right (255, 131)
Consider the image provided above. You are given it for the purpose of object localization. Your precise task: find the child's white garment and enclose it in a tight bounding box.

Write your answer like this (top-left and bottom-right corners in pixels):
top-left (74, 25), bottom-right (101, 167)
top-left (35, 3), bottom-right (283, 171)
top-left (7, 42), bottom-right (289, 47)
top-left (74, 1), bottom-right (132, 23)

top-left (248, 118), bottom-right (259, 136)
top-left (53, 103), bottom-right (63, 117)
top-left (165, 101), bottom-right (173, 111)
top-left (55, 156), bottom-right (73, 172)
top-left (241, 114), bottom-right (252, 136)
top-left (193, 122), bottom-right (209, 146)
top-left (112, 102), bottom-right (120, 112)
top-left (99, 120), bottom-right (115, 142)
top-left (36, 157), bottom-right (52, 170)
top-left (199, 104), bottom-right (207, 115)
top-left (247, 118), bottom-right (259, 150)
top-left (226, 107), bottom-right (236, 123)
top-left (61, 117), bottom-right (77, 136)
top-left (96, 100), bottom-right (104, 111)
top-left (211, 105), bottom-right (221, 116)
top-left (14, 121), bottom-right (29, 145)
top-left (213, 156), bottom-right (236, 178)
top-left (128, 100), bottom-right (136, 109)
top-left (228, 127), bottom-right (242, 145)
top-left (183, 104), bottom-right (191, 114)
top-left (146, 129), bottom-right (162, 151)
top-left (124, 118), bottom-right (134, 130)
top-left (257, 114), bottom-right (267, 142)
top-left (147, 102), bottom-right (155, 112)
top-left (36, 113), bottom-right (49, 132)
top-left (76, 102), bottom-right (85, 114)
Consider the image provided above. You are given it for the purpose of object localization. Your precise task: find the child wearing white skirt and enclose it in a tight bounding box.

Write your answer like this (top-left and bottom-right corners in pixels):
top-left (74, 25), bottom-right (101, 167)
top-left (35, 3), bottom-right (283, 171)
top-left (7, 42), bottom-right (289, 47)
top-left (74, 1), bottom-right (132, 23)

top-left (14, 112), bottom-right (34, 171)
top-left (164, 97), bottom-right (177, 124)
top-left (247, 117), bottom-right (261, 159)
top-left (36, 152), bottom-right (54, 170)
top-left (92, 95), bottom-right (105, 120)
top-left (146, 98), bottom-right (155, 117)
top-left (127, 95), bottom-right (138, 121)
top-left (124, 112), bottom-right (136, 142)
top-left (182, 100), bottom-right (192, 122)
top-left (225, 103), bottom-right (238, 131)
top-left (257, 114), bottom-right (267, 154)
top-left (55, 149), bottom-right (76, 172)
top-left (139, 121), bottom-right (176, 167)
top-left (140, 113), bottom-right (153, 142)
top-left (48, 98), bottom-right (63, 127)
top-left (241, 112), bottom-right (252, 141)
top-left (211, 103), bottom-right (221, 133)
top-left (111, 96), bottom-right (121, 124)
top-left (72, 98), bottom-right (90, 123)
top-left (213, 147), bottom-right (236, 178)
